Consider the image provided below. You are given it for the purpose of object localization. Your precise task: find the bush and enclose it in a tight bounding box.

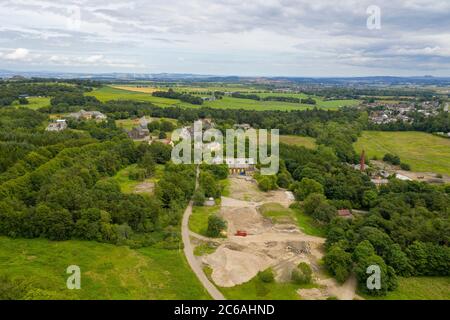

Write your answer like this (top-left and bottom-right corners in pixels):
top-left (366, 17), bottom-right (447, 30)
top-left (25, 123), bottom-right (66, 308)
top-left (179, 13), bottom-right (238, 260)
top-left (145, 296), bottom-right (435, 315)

top-left (206, 215), bottom-right (226, 238)
top-left (257, 268), bottom-right (275, 283)
top-left (400, 163), bottom-right (411, 171)
top-left (291, 262), bottom-right (312, 284)
top-left (128, 167), bottom-right (147, 181)
top-left (383, 153), bottom-right (401, 165)
top-left (193, 189), bottom-right (206, 206)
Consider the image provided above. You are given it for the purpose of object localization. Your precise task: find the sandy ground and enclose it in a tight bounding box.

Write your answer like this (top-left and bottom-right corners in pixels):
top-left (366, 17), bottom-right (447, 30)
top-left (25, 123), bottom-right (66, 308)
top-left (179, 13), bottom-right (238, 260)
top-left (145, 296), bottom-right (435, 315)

top-left (200, 176), bottom-right (359, 299)
top-left (133, 181), bottom-right (155, 194)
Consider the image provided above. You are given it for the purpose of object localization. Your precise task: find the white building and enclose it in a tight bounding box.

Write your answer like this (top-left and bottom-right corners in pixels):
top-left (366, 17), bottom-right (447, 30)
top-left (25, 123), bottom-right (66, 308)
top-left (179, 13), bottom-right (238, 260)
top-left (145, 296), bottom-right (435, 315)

top-left (46, 119), bottom-right (67, 132)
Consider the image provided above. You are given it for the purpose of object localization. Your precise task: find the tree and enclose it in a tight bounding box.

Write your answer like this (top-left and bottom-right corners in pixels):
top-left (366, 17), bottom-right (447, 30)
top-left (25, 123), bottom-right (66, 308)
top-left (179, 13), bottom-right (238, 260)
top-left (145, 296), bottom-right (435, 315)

top-left (362, 190), bottom-right (378, 208)
top-left (384, 243), bottom-right (412, 276)
top-left (355, 253), bottom-right (397, 296)
top-left (199, 171), bottom-right (221, 199)
top-left (148, 142), bottom-right (171, 164)
top-left (206, 215), bottom-right (226, 238)
top-left (193, 189), bottom-right (206, 206)
top-left (138, 152), bottom-right (156, 177)
top-left (293, 178), bottom-right (324, 201)
top-left (312, 202), bottom-right (337, 223)
top-left (160, 120), bottom-right (175, 132)
top-left (303, 193), bottom-right (327, 215)
top-left (323, 244), bottom-right (353, 283)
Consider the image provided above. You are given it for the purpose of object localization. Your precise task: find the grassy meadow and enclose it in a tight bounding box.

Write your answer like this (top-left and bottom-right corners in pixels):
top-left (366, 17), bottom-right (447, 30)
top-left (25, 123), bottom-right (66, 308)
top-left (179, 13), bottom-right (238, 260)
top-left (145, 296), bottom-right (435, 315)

top-left (15, 97), bottom-right (51, 110)
top-left (0, 237), bottom-right (210, 300)
top-left (279, 135), bottom-right (317, 149)
top-left (354, 131), bottom-right (450, 175)
top-left (258, 203), bottom-right (326, 237)
top-left (363, 277), bottom-right (450, 300)
top-left (189, 205), bottom-right (220, 236)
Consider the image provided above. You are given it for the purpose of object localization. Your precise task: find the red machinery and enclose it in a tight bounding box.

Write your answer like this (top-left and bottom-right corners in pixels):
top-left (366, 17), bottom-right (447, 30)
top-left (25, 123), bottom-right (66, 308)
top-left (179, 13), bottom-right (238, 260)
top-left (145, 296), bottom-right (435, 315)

top-left (235, 230), bottom-right (248, 237)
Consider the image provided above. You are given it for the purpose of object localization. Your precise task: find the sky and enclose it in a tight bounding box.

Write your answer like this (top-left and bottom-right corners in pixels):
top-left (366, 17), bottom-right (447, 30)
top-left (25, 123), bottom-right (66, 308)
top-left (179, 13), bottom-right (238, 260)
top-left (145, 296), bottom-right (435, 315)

top-left (0, 0), bottom-right (450, 77)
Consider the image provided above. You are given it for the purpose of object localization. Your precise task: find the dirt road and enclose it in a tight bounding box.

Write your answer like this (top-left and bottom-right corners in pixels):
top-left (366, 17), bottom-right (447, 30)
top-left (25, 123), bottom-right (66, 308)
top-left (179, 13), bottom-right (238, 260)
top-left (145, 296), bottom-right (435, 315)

top-left (181, 168), bottom-right (225, 300)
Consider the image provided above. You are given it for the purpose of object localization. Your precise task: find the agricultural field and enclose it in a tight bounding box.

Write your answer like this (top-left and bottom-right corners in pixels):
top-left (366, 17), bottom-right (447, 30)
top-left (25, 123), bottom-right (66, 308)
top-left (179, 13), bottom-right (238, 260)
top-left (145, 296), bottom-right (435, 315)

top-left (363, 277), bottom-right (450, 300)
top-left (88, 86), bottom-right (359, 111)
top-left (0, 237), bottom-right (210, 300)
top-left (203, 96), bottom-right (357, 111)
top-left (86, 86), bottom-right (194, 108)
top-left (354, 131), bottom-right (450, 176)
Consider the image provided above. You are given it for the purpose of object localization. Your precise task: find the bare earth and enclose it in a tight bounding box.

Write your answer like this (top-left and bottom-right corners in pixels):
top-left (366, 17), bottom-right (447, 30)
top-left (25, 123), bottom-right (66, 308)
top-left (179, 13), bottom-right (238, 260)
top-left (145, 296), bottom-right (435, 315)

top-left (200, 176), bottom-right (359, 299)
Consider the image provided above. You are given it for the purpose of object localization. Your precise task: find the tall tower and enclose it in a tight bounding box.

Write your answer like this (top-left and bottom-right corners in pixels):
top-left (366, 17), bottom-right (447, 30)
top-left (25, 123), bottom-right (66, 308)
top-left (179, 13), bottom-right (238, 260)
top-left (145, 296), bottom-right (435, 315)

top-left (360, 150), bottom-right (366, 172)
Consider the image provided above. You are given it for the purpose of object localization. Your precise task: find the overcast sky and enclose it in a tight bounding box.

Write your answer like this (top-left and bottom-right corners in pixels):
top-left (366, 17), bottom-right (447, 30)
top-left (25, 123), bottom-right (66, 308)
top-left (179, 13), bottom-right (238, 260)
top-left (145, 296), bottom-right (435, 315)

top-left (0, 0), bottom-right (449, 77)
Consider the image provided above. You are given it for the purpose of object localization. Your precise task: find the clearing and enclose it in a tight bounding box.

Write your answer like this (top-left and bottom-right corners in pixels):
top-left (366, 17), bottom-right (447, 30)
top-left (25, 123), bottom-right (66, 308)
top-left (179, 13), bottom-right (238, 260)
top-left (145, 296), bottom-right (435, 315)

top-left (112, 164), bottom-right (164, 194)
top-left (279, 135), bottom-right (317, 149)
top-left (354, 131), bottom-right (450, 176)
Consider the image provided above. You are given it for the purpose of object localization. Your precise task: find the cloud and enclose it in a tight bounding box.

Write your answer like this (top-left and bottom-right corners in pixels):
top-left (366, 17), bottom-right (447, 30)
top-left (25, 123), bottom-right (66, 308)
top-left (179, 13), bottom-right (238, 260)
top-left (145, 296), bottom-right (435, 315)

top-left (4, 48), bottom-right (30, 60)
top-left (0, 0), bottom-right (449, 75)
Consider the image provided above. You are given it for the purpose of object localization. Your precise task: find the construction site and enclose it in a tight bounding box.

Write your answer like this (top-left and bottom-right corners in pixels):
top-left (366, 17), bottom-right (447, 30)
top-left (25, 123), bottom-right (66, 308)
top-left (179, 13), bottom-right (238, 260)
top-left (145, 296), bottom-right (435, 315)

top-left (192, 176), bottom-right (359, 300)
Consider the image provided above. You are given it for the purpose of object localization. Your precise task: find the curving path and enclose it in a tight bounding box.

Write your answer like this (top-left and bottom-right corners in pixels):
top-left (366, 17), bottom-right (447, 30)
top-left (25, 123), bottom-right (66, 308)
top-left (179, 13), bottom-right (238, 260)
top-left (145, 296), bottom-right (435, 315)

top-left (181, 168), bottom-right (225, 300)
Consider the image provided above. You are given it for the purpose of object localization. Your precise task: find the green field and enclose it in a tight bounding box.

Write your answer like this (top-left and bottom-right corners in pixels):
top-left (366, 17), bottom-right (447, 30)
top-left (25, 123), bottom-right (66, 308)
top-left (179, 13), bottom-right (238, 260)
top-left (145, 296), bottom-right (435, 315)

top-left (17, 97), bottom-right (51, 110)
top-left (0, 237), bottom-right (210, 300)
top-left (259, 203), bottom-right (326, 237)
top-left (115, 117), bottom-right (178, 131)
top-left (88, 86), bottom-right (358, 111)
top-left (189, 205), bottom-right (220, 236)
top-left (279, 135), bottom-right (317, 149)
top-left (354, 131), bottom-right (450, 175)
top-left (363, 277), bottom-right (450, 300)
top-left (204, 96), bottom-right (357, 111)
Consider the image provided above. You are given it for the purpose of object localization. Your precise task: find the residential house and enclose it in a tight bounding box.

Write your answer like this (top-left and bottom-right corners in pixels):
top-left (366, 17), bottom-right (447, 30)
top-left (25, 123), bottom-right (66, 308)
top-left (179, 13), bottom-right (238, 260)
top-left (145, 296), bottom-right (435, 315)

top-left (46, 119), bottom-right (67, 132)
top-left (337, 209), bottom-right (353, 219)
top-left (224, 157), bottom-right (256, 175)
top-left (234, 123), bottom-right (252, 131)
top-left (68, 110), bottom-right (107, 122)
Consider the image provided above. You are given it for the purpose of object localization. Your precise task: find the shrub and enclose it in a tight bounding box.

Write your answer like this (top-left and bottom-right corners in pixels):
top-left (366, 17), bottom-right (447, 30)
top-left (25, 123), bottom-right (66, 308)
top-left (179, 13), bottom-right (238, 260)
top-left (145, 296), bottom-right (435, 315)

top-left (291, 262), bottom-right (312, 284)
top-left (400, 163), bottom-right (411, 171)
top-left (258, 268), bottom-right (275, 283)
top-left (206, 215), bottom-right (226, 238)
top-left (193, 189), bottom-right (206, 206)
top-left (128, 167), bottom-right (147, 181)
top-left (383, 153), bottom-right (401, 165)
